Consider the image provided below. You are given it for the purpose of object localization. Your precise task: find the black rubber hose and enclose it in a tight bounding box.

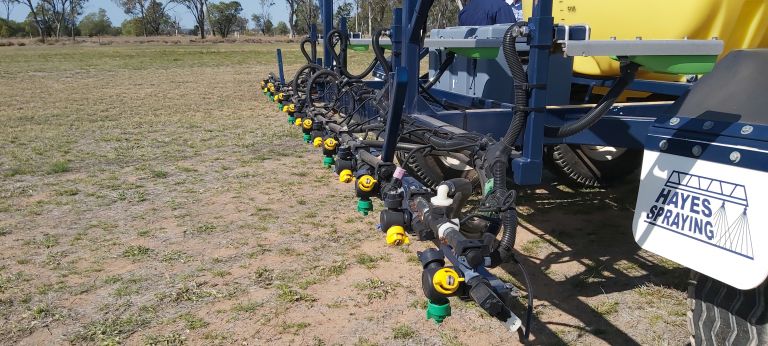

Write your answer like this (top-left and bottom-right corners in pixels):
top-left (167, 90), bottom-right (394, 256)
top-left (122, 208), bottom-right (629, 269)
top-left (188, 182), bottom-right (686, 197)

top-left (501, 23), bottom-right (529, 148)
top-left (481, 23), bottom-right (529, 267)
top-left (300, 38), bottom-right (314, 64)
top-left (327, 29), bottom-right (345, 67)
top-left (328, 30), bottom-right (380, 80)
top-left (545, 61), bottom-right (639, 138)
top-left (291, 63), bottom-right (322, 104)
top-left (490, 157), bottom-right (517, 267)
top-left (422, 51), bottom-right (456, 91)
top-left (372, 29), bottom-right (391, 75)
top-left (305, 69), bottom-right (341, 110)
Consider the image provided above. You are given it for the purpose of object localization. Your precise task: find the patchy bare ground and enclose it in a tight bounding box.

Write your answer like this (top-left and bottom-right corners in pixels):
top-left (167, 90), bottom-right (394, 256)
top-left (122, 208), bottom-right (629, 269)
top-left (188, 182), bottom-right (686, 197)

top-left (0, 43), bottom-right (689, 345)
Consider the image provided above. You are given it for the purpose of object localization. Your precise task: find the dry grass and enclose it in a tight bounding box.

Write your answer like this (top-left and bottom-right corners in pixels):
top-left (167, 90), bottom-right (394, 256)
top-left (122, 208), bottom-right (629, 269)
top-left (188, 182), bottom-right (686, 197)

top-left (0, 42), bottom-right (690, 345)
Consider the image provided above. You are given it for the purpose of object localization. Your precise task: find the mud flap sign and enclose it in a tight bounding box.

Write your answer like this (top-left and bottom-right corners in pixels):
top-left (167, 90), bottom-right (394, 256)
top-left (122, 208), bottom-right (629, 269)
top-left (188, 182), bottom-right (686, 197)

top-left (633, 150), bottom-right (767, 290)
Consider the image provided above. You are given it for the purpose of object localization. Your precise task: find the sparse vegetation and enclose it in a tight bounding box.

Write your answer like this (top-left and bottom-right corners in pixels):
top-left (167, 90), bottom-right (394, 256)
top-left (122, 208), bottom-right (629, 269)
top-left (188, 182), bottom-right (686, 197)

top-left (355, 253), bottom-right (389, 269)
top-left (122, 245), bottom-right (152, 259)
top-left (392, 324), bottom-right (417, 340)
top-left (178, 313), bottom-right (208, 330)
top-left (0, 42), bottom-right (690, 345)
top-left (47, 160), bottom-right (71, 174)
top-left (276, 284), bottom-right (317, 303)
top-left (355, 278), bottom-right (396, 301)
top-left (70, 314), bottom-right (150, 344)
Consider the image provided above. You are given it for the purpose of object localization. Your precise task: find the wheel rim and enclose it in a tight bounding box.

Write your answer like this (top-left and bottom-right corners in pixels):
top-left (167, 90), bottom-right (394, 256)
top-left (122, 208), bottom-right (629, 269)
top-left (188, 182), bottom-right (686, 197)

top-left (578, 145), bottom-right (628, 161)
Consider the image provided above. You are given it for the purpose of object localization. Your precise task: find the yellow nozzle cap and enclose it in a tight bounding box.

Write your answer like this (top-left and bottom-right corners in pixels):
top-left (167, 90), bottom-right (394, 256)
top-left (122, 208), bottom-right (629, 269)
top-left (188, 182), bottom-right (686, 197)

top-left (386, 226), bottom-right (410, 246)
top-left (282, 105), bottom-right (289, 112)
top-left (302, 119), bottom-right (313, 130)
top-left (357, 175), bottom-right (377, 192)
top-left (312, 137), bottom-right (323, 147)
top-left (433, 267), bottom-right (464, 295)
top-left (287, 104), bottom-right (295, 112)
top-left (294, 117), bottom-right (303, 126)
top-left (339, 169), bottom-right (353, 183)
top-left (323, 138), bottom-right (338, 151)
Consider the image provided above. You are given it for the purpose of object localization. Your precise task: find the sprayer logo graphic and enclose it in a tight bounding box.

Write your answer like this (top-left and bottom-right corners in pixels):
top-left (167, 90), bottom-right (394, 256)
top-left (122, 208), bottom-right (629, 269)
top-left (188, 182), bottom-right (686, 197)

top-left (644, 171), bottom-right (753, 260)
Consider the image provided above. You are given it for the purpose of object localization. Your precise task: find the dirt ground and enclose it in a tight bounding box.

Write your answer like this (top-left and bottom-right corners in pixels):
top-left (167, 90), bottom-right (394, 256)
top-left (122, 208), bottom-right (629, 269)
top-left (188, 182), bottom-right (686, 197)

top-left (0, 43), bottom-right (690, 345)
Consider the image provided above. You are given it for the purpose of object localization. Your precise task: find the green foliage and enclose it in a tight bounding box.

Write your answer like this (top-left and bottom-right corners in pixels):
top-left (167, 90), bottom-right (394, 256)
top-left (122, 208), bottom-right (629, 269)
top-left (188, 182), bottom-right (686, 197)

top-left (334, 2), bottom-right (353, 25)
top-left (0, 18), bottom-right (28, 38)
top-left (263, 18), bottom-right (273, 35)
top-left (208, 1), bottom-right (243, 38)
top-left (293, 0), bottom-right (319, 35)
top-left (274, 21), bottom-right (289, 36)
top-left (115, 0), bottom-right (173, 36)
top-left (79, 8), bottom-right (113, 37)
top-left (121, 17), bottom-right (145, 37)
top-left (47, 160), bottom-right (71, 174)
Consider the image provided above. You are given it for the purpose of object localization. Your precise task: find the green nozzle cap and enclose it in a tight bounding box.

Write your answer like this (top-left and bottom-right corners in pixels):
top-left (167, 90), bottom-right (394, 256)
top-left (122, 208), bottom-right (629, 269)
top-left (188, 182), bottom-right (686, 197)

top-left (288, 116), bottom-right (296, 124)
top-left (303, 134), bottom-right (312, 143)
top-left (277, 103), bottom-right (283, 110)
top-left (426, 300), bottom-right (451, 324)
top-left (323, 156), bottom-right (335, 168)
top-left (357, 199), bottom-right (373, 216)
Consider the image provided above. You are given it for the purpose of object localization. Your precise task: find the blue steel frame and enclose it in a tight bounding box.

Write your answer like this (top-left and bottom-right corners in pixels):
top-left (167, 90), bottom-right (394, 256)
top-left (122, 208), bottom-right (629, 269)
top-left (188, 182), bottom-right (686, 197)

top-left (311, 0), bottom-right (691, 186)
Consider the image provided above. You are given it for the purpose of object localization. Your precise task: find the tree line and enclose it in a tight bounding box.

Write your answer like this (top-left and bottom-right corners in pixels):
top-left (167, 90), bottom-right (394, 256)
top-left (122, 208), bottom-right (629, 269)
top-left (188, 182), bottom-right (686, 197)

top-left (0, 0), bottom-right (459, 41)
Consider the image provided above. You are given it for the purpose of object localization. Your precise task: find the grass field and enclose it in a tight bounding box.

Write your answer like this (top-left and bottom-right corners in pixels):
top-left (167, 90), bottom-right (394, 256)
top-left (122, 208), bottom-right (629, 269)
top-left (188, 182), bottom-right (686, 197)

top-left (0, 42), bottom-right (690, 345)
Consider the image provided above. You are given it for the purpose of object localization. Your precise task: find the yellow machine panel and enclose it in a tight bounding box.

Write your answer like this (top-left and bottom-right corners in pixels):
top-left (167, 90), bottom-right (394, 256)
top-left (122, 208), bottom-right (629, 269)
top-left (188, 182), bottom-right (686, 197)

top-left (522, 0), bottom-right (768, 78)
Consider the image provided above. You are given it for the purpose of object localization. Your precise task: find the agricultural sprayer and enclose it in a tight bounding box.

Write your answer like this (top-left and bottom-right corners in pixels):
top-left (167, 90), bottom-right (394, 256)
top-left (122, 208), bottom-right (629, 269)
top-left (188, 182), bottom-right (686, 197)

top-left (260, 0), bottom-right (768, 343)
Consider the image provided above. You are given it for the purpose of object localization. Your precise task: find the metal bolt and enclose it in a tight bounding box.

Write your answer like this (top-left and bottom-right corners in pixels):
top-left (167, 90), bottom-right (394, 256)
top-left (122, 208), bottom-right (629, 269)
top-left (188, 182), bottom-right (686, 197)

top-left (692, 145), bottom-right (702, 157)
top-left (741, 125), bottom-right (753, 135)
top-left (635, 36), bottom-right (643, 40)
top-left (609, 36), bottom-right (617, 40)
top-left (703, 121), bottom-right (714, 130)
top-left (669, 117), bottom-right (680, 126)
top-left (659, 140), bottom-right (669, 151)
top-left (730, 151), bottom-right (741, 163)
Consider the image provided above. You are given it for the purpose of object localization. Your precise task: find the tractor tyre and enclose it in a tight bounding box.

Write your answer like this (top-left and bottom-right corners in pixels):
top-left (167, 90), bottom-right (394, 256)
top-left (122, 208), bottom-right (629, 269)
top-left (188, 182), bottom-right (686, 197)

top-left (396, 153), bottom-right (475, 190)
top-left (688, 271), bottom-right (768, 345)
top-left (545, 144), bottom-right (643, 187)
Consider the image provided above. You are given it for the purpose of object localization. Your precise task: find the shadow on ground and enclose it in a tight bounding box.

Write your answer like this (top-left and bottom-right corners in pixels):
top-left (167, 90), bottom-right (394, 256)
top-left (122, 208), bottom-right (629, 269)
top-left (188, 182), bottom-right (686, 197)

top-left (499, 176), bottom-right (690, 345)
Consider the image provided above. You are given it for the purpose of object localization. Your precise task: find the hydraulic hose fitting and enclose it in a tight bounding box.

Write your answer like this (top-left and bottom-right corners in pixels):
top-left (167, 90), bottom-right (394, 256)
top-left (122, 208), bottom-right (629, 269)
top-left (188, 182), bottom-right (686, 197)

top-left (302, 118), bottom-right (313, 131)
top-left (357, 174), bottom-right (377, 193)
top-left (310, 123), bottom-right (324, 147)
top-left (335, 146), bottom-right (356, 181)
top-left (418, 248), bottom-right (462, 324)
top-left (356, 174), bottom-right (378, 216)
top-left (323, 138), bottom-right (338, 151)
top-left (385, 225), bottom-right (410, 246)
top-left (426, 301), bottom-right (452, 324)
top-left (322, 138), bottom-right (338, 168)
top-left (339, 169), bottom-right (354, 183)
top-left (357, 199), bottom-right (374, 216)
top-left (301, 118), bottom-right (313, 143)
top-left (432, 267), bottom-right (464, 295)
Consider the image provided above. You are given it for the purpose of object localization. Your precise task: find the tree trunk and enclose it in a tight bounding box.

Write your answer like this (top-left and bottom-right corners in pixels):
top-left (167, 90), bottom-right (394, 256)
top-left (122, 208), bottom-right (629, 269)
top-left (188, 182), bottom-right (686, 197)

top-left (367, 3), bottom-right (371, 37)
top-left (70, 0), bottom-right (75, 41)
top-left (288, 2), bottom-right (295, 38)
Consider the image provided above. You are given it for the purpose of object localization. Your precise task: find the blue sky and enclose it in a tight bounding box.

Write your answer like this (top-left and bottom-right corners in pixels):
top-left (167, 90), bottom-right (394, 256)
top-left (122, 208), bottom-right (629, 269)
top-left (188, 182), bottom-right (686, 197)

top-left (3, 0), bottom-right (334, 29)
